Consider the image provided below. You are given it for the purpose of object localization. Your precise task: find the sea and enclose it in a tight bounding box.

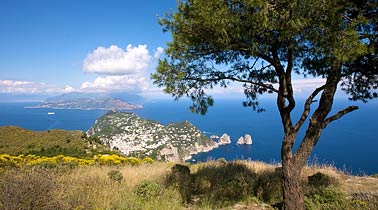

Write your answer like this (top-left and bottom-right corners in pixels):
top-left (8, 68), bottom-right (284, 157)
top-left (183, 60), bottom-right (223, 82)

top-left (0, 98), bottom-right (377, 175)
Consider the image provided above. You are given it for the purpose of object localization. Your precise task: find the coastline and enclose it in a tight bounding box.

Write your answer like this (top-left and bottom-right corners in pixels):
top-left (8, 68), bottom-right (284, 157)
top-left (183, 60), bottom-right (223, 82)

top-left (1, 100), bottom-right (377, 175)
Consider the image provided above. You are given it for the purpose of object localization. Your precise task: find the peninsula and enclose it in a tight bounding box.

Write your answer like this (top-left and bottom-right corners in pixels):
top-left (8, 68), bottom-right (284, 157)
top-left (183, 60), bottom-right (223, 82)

top-left (26, 92), bottom-right (142, 111)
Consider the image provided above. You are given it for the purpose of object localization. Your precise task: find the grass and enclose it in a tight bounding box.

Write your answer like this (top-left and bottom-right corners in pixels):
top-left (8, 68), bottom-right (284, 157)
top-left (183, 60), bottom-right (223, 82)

top-left (1, 162), bottom-right (182, 210)
top-left (55, 163), bottom-right (182, 210)
top-left (0, 158), bottom-right (377, 210)
top-left (302, 163), bottom-right (378, 194)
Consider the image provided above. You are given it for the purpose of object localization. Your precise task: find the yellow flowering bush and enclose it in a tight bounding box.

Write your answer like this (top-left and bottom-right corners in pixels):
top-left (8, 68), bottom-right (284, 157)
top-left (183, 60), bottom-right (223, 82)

top-left (0, 154), bottom-right (22, 168)
top-left (142, 157), bottom-right (155, 164)
top-left (0, 154), bottom-right (154, 169)
top-left (93, 154), bottom-right (144, 166)
top-left (94, 154), bottom-right (124, 165)
top-left (123, 157), bottom-right (142, 165)
top-left (26, 156), bottom-right (58, 166)
top-left (58, 155), bottom-right (94, 166)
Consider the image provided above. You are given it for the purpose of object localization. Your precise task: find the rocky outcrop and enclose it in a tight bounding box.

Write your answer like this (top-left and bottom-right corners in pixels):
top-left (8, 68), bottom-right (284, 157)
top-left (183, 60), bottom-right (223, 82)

top-left (236, 134), bottom-right (253, 145)
top-left (245, 134), bottom-right (253, 144)
top-left (237, 137), bottom-right (244, 144)
top-left (87, 111), bottom-right (218, 162)
top-left (218, 133), bottom-right (231, 145)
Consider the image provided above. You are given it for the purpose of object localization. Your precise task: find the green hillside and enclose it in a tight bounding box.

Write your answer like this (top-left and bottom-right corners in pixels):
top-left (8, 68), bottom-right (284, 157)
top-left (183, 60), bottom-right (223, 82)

top-left (0, 126), bottom-right (112, 157)
top-left (87, 111), bottom-right (217, 161)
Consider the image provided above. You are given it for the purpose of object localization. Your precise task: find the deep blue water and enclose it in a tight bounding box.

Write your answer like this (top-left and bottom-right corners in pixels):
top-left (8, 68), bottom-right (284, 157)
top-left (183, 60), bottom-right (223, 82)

top-left (0, 102), bottom-right (107, 131)
top-left (0, 99), bottom-right (377, 174)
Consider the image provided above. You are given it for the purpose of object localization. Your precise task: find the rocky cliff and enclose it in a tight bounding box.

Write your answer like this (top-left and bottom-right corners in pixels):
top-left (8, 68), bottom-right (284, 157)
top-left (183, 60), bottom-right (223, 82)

top-left (87, 111), bottom-right (218, 162)
top-left (218, 133), bottom-right (232, 145)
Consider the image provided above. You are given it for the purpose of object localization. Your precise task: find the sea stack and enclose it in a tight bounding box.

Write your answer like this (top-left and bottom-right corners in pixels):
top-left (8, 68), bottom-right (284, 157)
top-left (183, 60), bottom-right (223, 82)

top-left (244, 134), bottom-right (252, 145)
top-left (218, 133), bottom-right (231, 145)
top-left (237, 136), bottom-right (245, 144)
top-left (236, 134), bottom-right (253, 145)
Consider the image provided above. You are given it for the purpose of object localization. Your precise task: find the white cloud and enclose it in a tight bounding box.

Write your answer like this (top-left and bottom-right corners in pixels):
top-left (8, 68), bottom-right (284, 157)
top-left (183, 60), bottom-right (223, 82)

top-left (142, 78), bottom-right (328, 99)
top-left (80, 75), bottom-right (149, 92)
top-left (292, 78), bottom-right (326, 94)
top-left (139, 86), bottom-right (170, 99)
top-left (63, 85), bottom-right (75, 93)
top-left (81, 44), bottom-right (160, 94)
top-left (0, 80), bottom-right (78, 94)
top-left (0, 80), bottom-right (44, 93)
top-left (83, 44), bottom-right (151, 75)
top-left (193, 78), bottom-right (327, 99)
top-left (154, 47), bottom-right (164, 59)
top-left (203, 78), bottom-right (326, 98)
top-left (0, 80), bottom-right (32, 86)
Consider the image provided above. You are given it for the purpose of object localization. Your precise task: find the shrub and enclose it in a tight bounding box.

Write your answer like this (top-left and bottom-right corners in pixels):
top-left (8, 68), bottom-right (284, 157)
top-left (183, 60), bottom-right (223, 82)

top-left (308, 172), bottom-right (337, 188)
top-left (350, 192), bottom-right (378, 210)
top-left (93, 154), bottom-right (142, 166)
top-left (371, 174), bottom-right (378, 179)
top-left (254, 167), bottom-right (282, 205)
top-left (304, 186), bottom-right (348, 210)
top-left (193, 161), bottom-right (257, 203)
top-left (133, 180), bottom-right (161, 200)
top-left (0, 154), bottom-right (22, 168)
top-left (124, 157), bottom-right (142, 165)
top-left (169, 164), bottom-right (192, 203)
top-left (142, 157), bottom-right (155, 164)
top-left (107, 170), bottom-right (123, 182)
top-left (218, 173), bottom-right (253, 200)
top-left (165, 164), bottom-right (192, 203)
top-left (0, 154), bottom-right (153, 169)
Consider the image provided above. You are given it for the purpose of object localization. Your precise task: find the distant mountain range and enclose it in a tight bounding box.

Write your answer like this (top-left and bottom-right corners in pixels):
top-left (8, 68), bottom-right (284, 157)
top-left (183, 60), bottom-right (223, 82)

top-left (45, 92), bottom-right (142, 104)
top-left (26, 92), bottom-right (143, 111)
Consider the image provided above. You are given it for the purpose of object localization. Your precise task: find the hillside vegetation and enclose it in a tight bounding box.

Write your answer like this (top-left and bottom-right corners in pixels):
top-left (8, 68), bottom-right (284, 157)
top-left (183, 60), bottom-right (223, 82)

top-left (0, 126), bottom-right (113, 157)
top-left (0, 156), bottom-right (377, 210)
top-left (1, 125), bottom-right (377, 209)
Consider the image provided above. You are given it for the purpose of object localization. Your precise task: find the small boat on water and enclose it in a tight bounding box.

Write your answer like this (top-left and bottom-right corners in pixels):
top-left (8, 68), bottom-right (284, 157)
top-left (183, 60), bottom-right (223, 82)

top-left (47, 112), bottom-right (55, 115)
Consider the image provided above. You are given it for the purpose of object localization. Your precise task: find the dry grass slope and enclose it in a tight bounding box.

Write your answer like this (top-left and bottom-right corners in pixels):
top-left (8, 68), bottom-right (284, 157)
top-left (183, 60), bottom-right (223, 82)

top-left (0, 159), bottom-right (377, 210)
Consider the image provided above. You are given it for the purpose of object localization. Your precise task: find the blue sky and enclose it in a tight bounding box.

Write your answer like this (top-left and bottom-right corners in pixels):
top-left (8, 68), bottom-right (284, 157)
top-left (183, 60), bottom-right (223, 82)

top-left (0, 0), bottom-right (177, 98)
top-left (0, 0), bottom-right (329, 101)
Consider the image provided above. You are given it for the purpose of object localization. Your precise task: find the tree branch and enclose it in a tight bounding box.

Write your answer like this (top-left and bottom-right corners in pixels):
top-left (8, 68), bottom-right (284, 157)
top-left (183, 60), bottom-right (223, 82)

top-left (250, 57), bottom-right (260, 71)
top-left (285, 46), bottom-right (295, 113)
top-left (271, 44), bottom-right (294, 134)
top-left (294, 85), bottom-right (326, 131)
top-left (286, 46), bottom-right (294, 75)
top-left (238, 47), bottom-right (281, 73)
top-left (255, 51), bottom-right (281, 70)
top-left (322, 106), bottom-right (359, 128)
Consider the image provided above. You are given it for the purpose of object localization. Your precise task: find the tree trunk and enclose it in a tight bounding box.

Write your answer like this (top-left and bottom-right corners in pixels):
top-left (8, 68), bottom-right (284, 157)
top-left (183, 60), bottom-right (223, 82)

top-left (281, 133), bottom-right (305, 210)
top-left (282, 159), bottom-right (305, 210)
